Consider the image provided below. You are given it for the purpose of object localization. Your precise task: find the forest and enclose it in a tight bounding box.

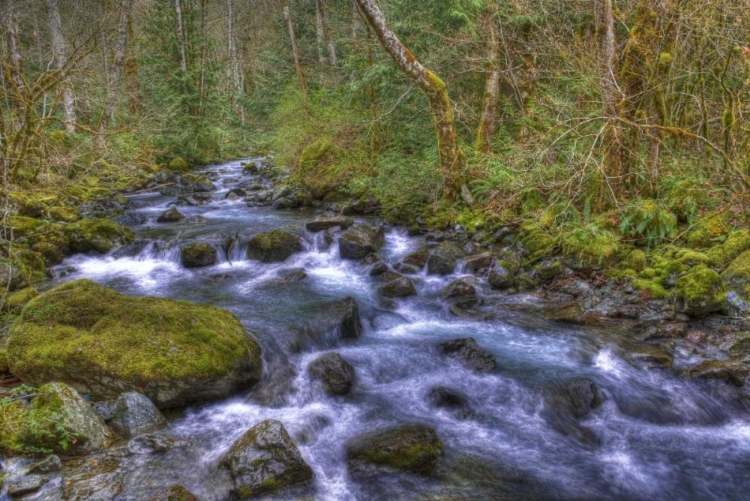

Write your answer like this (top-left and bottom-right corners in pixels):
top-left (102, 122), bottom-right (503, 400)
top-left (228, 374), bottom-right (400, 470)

top-left (1, 0), bottom-right (750, 500)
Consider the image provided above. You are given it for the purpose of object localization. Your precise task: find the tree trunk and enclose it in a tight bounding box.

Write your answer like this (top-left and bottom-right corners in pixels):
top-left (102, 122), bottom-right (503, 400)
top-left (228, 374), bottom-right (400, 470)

top-left (321, 0), bottom-right (337, 66)
top-left (284, 6), bottom-right (307, 96)
top-left (353, 0), bottom-right (465, 191)
top-left (475, 9), bottom-right (500, 154)
top-left (46, 0), bottom-right (76, 132)
top-left (5, 0), bottom-right (24, 92)
top-left (594, 0), bottom-right (622, 203)
top-left (199, 0), bottom-right (209, 116)
top-left (103, 0), bottom-right (133, 129)
top-left (174, 0), bottom-right (188, 77)
top-left (315, 0), bottom-right (326, 64)
top-left (228, 0), bottom-right (241, 92)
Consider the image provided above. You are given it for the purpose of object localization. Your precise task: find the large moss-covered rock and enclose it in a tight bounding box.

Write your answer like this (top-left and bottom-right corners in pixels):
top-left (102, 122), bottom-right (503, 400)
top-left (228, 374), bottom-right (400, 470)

top-left (1, 287), bottom-right (38, 312)
top-left (221, 420), bottom-right (313, 499)
top-left (674, 265), bottom-right (726, 316)
top-left (0, 382), bottom-right (110, 454)
top-left (180, 242), bottom-right (217, 268)
top-left (707, 230), bottom-right (750, 268)
top-left (346, 424), bottom-right (443, 474)
top-left (247, 230), bottom-right (302, 263)
top-left (64, 218), bottom-right (134, 254)
top-left (338, 224), bottom-right (385, 260)
top-left (721, 250), bottom-right (750, 301)
top-left (7, 279), bottom-right (263, 409)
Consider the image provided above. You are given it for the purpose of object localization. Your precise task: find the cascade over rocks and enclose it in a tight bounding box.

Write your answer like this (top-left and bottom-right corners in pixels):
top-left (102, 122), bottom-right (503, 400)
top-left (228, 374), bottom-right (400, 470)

top-left (7, 279), bottom-right (263, 409)
top-left (437, 338), bottom-right (497, 372)
top-left (221, 420), bottom-right (314, 498)
top-left (289, 296), bottom-right (362, 351)
top-left (180, 242), bottom-right (217, 268)
top-left (426, 241), bottom-right (463, 275)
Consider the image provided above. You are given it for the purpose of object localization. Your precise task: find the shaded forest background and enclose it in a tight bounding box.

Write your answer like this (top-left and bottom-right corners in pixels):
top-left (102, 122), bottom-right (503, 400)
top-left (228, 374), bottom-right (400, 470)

top-left (2, 0), bottom-right (750, 245)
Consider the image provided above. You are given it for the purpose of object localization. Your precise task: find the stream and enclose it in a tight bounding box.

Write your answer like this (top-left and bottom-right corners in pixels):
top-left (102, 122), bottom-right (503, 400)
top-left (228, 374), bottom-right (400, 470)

top-left (17, 159), bottom-right (750, 500)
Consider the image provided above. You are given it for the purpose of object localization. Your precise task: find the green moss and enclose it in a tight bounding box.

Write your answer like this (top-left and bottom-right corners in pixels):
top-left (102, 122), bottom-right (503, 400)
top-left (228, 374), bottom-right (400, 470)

top-left (559, 224), bottom-right (621, 265)
top-left (48, 206), bottom-right (80, 223)
top-left (168, 157), bottom-right (190, 172)
top-left (686, 212), bottom-right (731, 248)
top-left (651, 254), bottom-right (688, 276)
top-left (520, 222), bottom-right (556, 261)
top-left (0, 348), bottom-right (7, 367)
top-left (675, 249), bottom-right (710, 267)
top-left (7, 279), bottom-right (261, 387)
top-left (9, 216), bottom-right (47, 238)
top-left (360, 439), bottom-right (444, 472)
top-left (675, 265), bottom-right (727, 316)
top-left (298, 139), bottom-right (345, 199)
top-left (706, 230), bottom-right (750, 268)
top-left (2, 287), bottom-right (39, 313)
top-left (633, 278), bottom-right (669, 299)
top-left (639, 268), bottom-right (658, 279)
top-left (721, 250), bottom-right (750, 299)
top-left (64, 218), bottom-right (134, 253)
top-left (247, 230), bottom-right (302, 262)
top-left (627, 250), bottom-right (647, 272)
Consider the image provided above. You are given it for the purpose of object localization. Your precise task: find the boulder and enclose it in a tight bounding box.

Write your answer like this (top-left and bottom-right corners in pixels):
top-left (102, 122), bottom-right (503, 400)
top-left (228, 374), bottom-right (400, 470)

top-left (425, 387), bottom-right (472, 413)
top-left (488, 263), bottom-right (514, 289)
top-left (462, 252), bottom-right (494, 274)
top-left (159, 174), bottom-right (215, 195)
top-left (541, 378), bottom-right (603, 448)
top-left (346, 424), bottom-right (443, 474)
top-left (225, 188), bottom-right (247, 199)
top-left (0, 382), bottom-right (110, 454)
top-left (28, 455), bottom-right (62, 474)
top-left (437, 338), bottom-right (497, 373)
top-left (308, 353), bottom-right (355, 396)
top-left (110, 392), bottom-right (167, 438)
top-left (8, 476), bottom-right (50, 497)
top-left (339, 224), bottom-right (385, 260)
top-left (721, 250), bottom-right (750, 301)
top-left (156, 207), bottom-right (186, 223)
top-left (378, 275), bottom-right (417, 298)
top-left (426, 242), bottom-right (463, 275)
top-left (395, 247), bottom-right (430, 273)
top-left (148, 484), bottom-right (199, 501)
top-left (441, 277), bottom-right (477, 299)
top-left (128, 433), bottom-right (179, 455)
top-left (7, 279), bottom-right (263, 409)
top-left (306, 216), bottom-right (354, 232)
top-left (180, 242), bottom-right (217, 268)
top-left (290, 297), bottom-right (362, 351)
top-left (675, 265), bottom-right (726, 316)
top-left (0, 258), bottom-right (29, 291)
top-left (279, 268), bottom-right (308, 283)
top-left (115, 213), bottom-right (148, 227)
top-left (64, 219), bottom-right (135, 254)
top-left (247, 230), bottom-right (302, 263)
top-left (221, 420), bottom-right (313, 499)
top-left (683, 360), bottom-right (748, 387)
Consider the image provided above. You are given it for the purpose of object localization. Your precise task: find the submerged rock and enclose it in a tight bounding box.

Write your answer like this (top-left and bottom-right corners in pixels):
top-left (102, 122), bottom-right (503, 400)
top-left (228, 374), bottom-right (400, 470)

top-left (437, 338), bottom-right (497, 373)
top-left (247, 229), bottom-right (302, 263)
top-left (221, 420), bottom-right (314, 498)
top-left (541, 378), bottom-right (603, 448)
top-left (180, 242), bottom-right (217, 268)
top-left (7, 279), bottom-right (263, 409)
top-left (339, 224), bottom-right (385, 259)
top-left (110, 392), bottom-right (167, 438)
top-left (308, 353), bottom-right (356, 396)
top-left (346, 424), bottom-right (443, 474)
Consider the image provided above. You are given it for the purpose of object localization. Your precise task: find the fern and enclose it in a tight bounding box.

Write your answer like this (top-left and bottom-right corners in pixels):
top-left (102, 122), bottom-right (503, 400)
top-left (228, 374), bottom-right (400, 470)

top-left (618, 199), bottom-right (678, 248)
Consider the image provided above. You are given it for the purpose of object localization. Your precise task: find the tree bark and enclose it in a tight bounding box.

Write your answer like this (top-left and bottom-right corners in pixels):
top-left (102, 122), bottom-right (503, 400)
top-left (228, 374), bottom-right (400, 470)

top-left (284, 6), bottom-right (307, 96)
top-left (315, 0), bottom-right (326, 64)
top-left (199, 0), bottom-right (209, 116)
top-left (594, 0), bottom-right (622, 202)
top-left (174, 0), bottom-right (188, 77)
top-left (103, 0), bottom-right (133, 129)
top-left (228, 0), bottom-right (241, 92)
top-left (5, 0), bottom-right (24, 92)
top-left (46, 0), bottom-right (76, 132)
top-left (475, 8), bottom-right (500, 154)
top-left (354, 0), bottom-right (465, 190)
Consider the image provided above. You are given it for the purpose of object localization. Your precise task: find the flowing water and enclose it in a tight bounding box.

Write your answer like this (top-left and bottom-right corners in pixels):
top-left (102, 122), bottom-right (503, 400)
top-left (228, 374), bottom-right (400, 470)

top-left (27, 159), bottom-right (750, 500)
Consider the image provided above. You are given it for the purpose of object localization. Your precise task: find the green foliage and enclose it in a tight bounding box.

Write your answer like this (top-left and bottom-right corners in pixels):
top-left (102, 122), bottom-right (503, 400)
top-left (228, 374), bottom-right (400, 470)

top-left (559, 223), bottom-right (621, 265)
top-left (618, 199), bottom-right (678, 248)
top-left (686, 212), bottom-right (731, 248)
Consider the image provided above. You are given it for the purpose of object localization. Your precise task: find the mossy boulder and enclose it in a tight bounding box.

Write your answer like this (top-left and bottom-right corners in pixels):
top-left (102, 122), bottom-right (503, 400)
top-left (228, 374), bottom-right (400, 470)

top-left (157, 207), bottom-right (186, 223)
top-left (2, 287), bottom-right (38, 313)
top-left (683, 360), bottom-right (748, 387)
top-left (298, 139), bottom-right (343, 199)
top-left (64, 218), bottom-right (134, 254)
top-left (686, 213), bottom-right (730, 248)
top-left (247, 230), bottom-right (303, 263)
top-left (559, 225), bottom-right (620, 266)
top-left (627, 250), bottom-right (647, 272)
top-left (168, 157), bottom-right (190, 172)
top-left (721, 250), bottom-right (750, 301)
top-left (7, 279), bottom-right (263, 409)
top-left (0, 257), bottom-right (30, 291)
top-left (674, 265), bottom-right (726, 316)
top-left (48, 206), bottom-right (80, 223)
top-left (221, 420), bottom-right (314, 499)
top-left (339, 224), bottom-right (385, 260)
top-left (0, 382), bottom-right (110, 455)
top-left (305, 216), bottom-right (354, 233)
top-left (346, 424), bottom-right (444, 474)
top-left (519, 222), bottom-right (555, 261)
top-left (706, 230), bottom-right (750, 268)
top-left (180, 242), bottom-right (217, 268)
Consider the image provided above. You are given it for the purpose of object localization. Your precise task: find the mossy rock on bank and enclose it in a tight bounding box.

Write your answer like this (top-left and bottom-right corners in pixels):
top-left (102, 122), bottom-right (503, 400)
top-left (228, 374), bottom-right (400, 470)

top-left (519, 222), bottom-right (556, 262)
top-left (721, 250), bottom-right (750, 301)
top-left (674, 265), bottom-right (726, 317)
top-left (7, 279), bottom-right (263, 409)
top-left (247, 230), bottom-right (302, 263)
top-left (706, 230), bottom-right (750, 268)
top-left (346, 424), bottom-right (444, 474)
top-left (686, 213), bottom-right (731, 249)
top-left (64, 218), bottom-right (135, 254)
top-left (0, 382), bottom-right (110, 455)
top-left (168, 157), bottom-right (190, 172)
top-left (2, 287), bottom-right (38, 313)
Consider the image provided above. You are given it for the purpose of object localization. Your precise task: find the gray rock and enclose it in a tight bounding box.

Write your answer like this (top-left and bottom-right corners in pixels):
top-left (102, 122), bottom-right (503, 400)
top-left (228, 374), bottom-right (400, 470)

top-left (462, 252), bottom-right (494, 274)
top-left (110, 392), bottom-right (167, 438)
top-left (426, 242), bottom-right (463, 275)
top-left (339, 225), bottom-right (385, 260)
top-left (148, 484), bottom-right (199, 501)
top-left (127, 434), bottom-right (178, 454)
top-left (378, 275), bottom-right (417, 298)
top-left (290, 297), bottom-right (362, 351)
top-left (221, 420), bottom-right (313, 498)
top-left (8, 475), bottom-right (50, 496)
top-left (306, 216), bottom-right (354, 232)
top-left (28, 455), bottom-right (62, 474)
top-left (441, 277), bottom-right (478, 299)
top-left (308, 353), bottom-right (355, 396)
top-left (156, 207), bottom-right (186, 223)
top-left (346, 424), bottom-right (443, 474)
top-left (488, 264), bottom-right (513, 289)
top-left (438, 338), bottom-right (497, 373)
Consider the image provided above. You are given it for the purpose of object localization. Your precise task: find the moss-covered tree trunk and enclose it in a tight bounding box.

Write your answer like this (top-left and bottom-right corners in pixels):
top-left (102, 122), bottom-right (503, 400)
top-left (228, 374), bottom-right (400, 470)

top-left (46, 0), bottom-right (76, 132)
top-left (354, 0), bottom-right (466, 192)
top-left (475, 7), bottom-right (500, 154)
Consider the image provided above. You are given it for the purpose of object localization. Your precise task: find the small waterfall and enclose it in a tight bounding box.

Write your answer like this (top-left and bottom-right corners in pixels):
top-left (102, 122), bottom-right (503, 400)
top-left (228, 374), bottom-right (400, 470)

top-left (137, 241), bottom-right (182, 263)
